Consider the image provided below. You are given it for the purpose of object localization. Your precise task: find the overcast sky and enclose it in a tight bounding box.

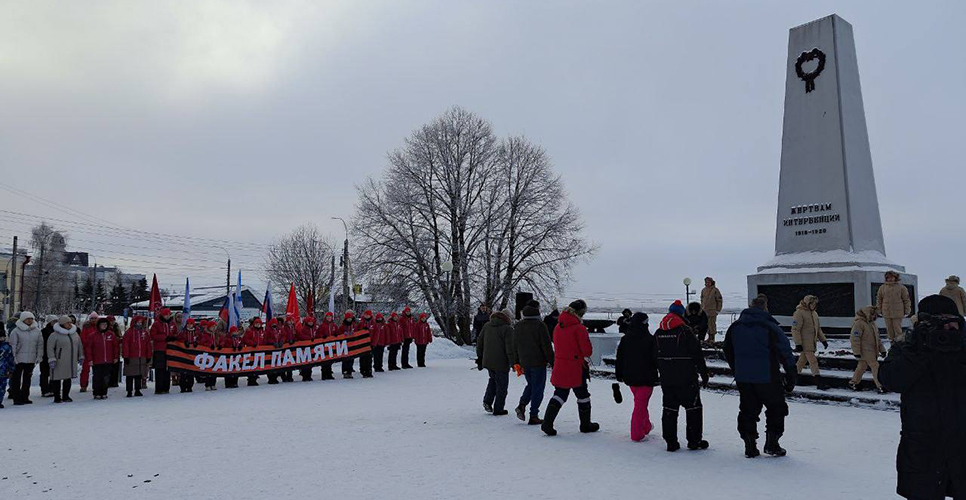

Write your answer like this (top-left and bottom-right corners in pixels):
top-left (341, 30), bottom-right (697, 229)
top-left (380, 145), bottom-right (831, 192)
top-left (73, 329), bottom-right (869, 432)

top-left (1, 1), bottom-right (963, 306)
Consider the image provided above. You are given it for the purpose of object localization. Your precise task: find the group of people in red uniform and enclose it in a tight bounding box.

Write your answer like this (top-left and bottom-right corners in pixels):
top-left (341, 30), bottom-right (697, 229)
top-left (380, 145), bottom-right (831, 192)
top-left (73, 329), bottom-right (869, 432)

top-left (70, 306), bottom-right (433, 400)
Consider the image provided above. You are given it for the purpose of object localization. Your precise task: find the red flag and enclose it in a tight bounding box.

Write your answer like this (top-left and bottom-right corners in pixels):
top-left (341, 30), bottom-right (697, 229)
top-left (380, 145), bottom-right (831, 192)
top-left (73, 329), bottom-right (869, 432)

top-left (285, 283), bottom-right (299, 321)
top-left (149, 274), bottom-right (162, 314)
top-left (306, 290), bottom-right (315, 317)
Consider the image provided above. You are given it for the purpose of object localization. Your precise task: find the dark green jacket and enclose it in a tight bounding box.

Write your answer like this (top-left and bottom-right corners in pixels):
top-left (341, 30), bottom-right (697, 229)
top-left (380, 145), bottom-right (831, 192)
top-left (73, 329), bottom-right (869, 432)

top-left (476, 313), bottom-right (514, 372)
top-left (513, 317), bottom-right (554, 369)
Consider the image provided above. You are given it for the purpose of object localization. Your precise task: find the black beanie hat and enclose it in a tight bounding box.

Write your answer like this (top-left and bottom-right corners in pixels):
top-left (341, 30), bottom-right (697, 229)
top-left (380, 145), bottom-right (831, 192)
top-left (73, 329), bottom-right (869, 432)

top-left (919, 295), bottom-right (960, 317)
top-left (568, 299), bottom-right (588, 317)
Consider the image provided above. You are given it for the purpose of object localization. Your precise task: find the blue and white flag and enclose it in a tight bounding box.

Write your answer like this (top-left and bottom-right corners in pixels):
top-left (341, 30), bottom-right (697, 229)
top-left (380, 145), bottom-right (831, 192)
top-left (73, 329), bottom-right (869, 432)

top-left (233, 271), bottom-right (243, 325)
top-left (182, 277), bottom-right (191, 328)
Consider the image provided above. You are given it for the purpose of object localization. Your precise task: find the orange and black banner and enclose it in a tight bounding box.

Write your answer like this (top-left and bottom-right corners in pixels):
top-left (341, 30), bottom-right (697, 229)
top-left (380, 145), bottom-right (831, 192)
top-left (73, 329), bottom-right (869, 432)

top-left (166, 330), bottom-right (371, 377)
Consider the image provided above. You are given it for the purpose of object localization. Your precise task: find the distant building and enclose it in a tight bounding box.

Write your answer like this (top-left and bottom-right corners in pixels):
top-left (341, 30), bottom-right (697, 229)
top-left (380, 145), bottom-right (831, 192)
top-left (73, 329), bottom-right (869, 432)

top-left (130, 285), bottom-right (263, 321)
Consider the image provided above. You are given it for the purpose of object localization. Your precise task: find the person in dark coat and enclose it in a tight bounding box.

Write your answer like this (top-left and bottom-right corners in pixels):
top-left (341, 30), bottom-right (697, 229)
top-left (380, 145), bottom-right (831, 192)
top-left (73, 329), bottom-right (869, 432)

top-left (615, 312), bottom-right (659, 442)
top-left (654, 300), bottom-right (710, 452)
top-left (616, 308), bottom-right (633, 334)
top-left (880, 295), bottom-right (966, 500)
top-left (40, 315), bottom-right (58, 398)
top-left (472, 304), bottom-right (490, 344)
top-left (543, 309), bottom-right (559, 342)
top-left (684, 302), bottom-right (710, 343)
top-left (541, 300), bottom-right (599, 436)
top-left (476, 311), bottom-right (514, 416)
top-left (511, 300), bottom-right (554, 425)
top-left (476, 310), bottom-right (515, 416)
top-left (723, 294), bottom-right (797, 458)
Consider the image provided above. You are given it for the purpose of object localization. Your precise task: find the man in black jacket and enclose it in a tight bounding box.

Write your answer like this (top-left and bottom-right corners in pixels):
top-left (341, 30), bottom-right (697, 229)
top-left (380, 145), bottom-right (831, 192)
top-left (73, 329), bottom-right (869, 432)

top-left (472, 304), bottom-right (490, 345)
top-left (880, 295), bottom-right (966, 500)
top-left (543, 309), bottom-right (559, 341)
top-left (476, 310), bottom-right (515, 416)
top-left (723, 294), bottom-right (797, 458)
top-left (654, 300), bottom-right (710, 452)
top-left (511, 301), bottom-right (554, 425)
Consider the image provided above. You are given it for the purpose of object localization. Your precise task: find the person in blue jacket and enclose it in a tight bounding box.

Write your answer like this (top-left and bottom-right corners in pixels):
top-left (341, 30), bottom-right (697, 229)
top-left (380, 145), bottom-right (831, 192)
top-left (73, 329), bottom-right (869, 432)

top-left (723, 294), bottom-right (797, 458)
top-left (0, 328), bottom-right (14, 409)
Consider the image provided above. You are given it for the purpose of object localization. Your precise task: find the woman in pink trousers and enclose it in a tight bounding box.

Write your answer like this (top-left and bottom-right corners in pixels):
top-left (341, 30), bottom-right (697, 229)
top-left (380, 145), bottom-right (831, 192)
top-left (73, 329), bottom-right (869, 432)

top-left (614, 312), bottom-right (659, 441)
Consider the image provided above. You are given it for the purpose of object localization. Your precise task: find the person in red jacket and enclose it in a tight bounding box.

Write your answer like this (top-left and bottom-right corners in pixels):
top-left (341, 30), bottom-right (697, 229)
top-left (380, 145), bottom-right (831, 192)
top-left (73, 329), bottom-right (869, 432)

top-left (371, 313), bottom-right (388, 373)
top-left (86, 317), bottom-right (119, 400)
top-left (107, 316), bottom-right (123, 388)
top-left (541, 299), bottom-right (599, 436)
top-left (399, 307), bottom-right (415, 369)
top-left (297, 316), bottom-right (317, 381)
top-left (414, 312), bottom-right (433, 368)
top-left (196, 320), bottom-right (218, 391)
top-left (149, 308), bottom-right (177, 394)
top-left (79, 313), bottom-right (98, 392)
top-left (357, 310), bottom-right (375, 378)
top-left (337, 311), bottom-right (358, 379)
top-left (387, 312), bottom-right (403, 371)
top-left (318, 312), bottom-right (338, 380)
top-left (122, 316), bottom-right (152, 398)
top-left (222, 325), bottom-right (244, 388)
top-left (264, 318), bottom-right (282, 384)
top-left (243, 318), bottom-right (265, 386)
top-left (279, 316), bottom-right (297, 383)
top-left (177, 318), bottom-right (198, 393)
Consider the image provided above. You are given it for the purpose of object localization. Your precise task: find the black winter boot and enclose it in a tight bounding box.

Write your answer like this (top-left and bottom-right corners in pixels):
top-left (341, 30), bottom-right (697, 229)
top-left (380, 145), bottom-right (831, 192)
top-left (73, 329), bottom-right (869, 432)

top-left (528, 416), bottom-right (543, 426)
top-left (815, 376), bottom-right (830, 391)
top-left (541, 398), bottom-right (562, 436)
top-left (662, 408), bottom-right (679, 450)
top-left (578, 402), bottom-right (599, 433)
top-left (515, 404), bottom-right (527, 421)
top-left (764, 432), bottom-right (787, 457)
top-left (685, 406), bottom-right (705, 449)
top-left (483, 402), bottom-right (493, 413)
top-left (743, 436), bottom-right (760, 458)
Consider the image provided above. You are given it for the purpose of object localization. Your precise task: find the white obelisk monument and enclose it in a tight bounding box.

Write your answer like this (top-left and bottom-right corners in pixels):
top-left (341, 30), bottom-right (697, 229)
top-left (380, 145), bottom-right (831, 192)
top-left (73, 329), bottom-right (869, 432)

top-left (748, 14), bottom-right (917, 334)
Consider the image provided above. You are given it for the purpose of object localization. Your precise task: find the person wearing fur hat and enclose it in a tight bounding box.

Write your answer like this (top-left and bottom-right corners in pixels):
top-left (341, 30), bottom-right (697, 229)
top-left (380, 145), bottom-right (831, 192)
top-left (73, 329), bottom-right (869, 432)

top-left (615, 312), bottom-right (658, 441)
top-left (243, 317), bottom-right (266, 386)
top-left (9, 311), bottom-right (43, 405)
top-left (476, 309), bottom-right (515, 416)
top-left (122, 316), bottom-right (152, 397)
top-left (39, 315), bottom-right (59, 397)
top-left (47, 315), bottom-right (83, 402)
top-left (150, 308), bottom-right (177, 394)
top-left (400, 307), bottom-right (415, 369)
top-left (876, 270), bottom-right (912, 342)
top-left (700, 277), bottom-right (723, 343)
top-left (79, 313), bottom-right (98, 392)
top-left (655, 300), bottom-right (710, 451)
top-left (357, 310), bottom-right (376, 377)
top-left (940, 275), bottom-right (966, 316)
top-left (370, 313), bottom-right (389, 372)
top-left (318, 312), bottom-right (338, 380)
top-left (337, 311), bottom-right (358, 379)
top-left (541, 300), bottom-right (599, 435)
top-left (222, 325), bottom-right (244, 388)
top-left (178, 318), bottom-right (198, 392)
top-left (86, 317), bottom-right (119, 400)
top-left (849, 306), bottom-right (886, 393)
top-left (414, 312), bottom-right (433, 368)
top-left (792, 295), bottom-right (830, 390)
top-left (386, 312), bottom-right (403, 371)
top-left (512, 300), bottom-right (554, 425)
top-left (0, 328), bottom-right (16, 408)
top-left (296, 316), bottom-right (318, 381)
top-left (880, 295), bottom-right (966, 500)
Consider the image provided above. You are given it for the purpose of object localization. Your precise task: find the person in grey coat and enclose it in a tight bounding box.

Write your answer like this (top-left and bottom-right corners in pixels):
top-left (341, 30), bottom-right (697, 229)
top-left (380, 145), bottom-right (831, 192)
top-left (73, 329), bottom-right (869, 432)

top-left (9, 311), bottom-right (43, 405)
top-left (47, 315), bottom-right (83, 403)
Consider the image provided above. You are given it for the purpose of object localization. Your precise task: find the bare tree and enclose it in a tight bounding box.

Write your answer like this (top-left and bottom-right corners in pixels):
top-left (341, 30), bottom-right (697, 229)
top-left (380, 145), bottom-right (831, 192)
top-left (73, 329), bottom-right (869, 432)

top-left (353, 107), bottom-right (594, 343)
top-left (22, 222), bottom-right (72, 314)
top-left (478, 136), bottom-right (597, 309)
top-left (264, 224), bottom-right (336, 318)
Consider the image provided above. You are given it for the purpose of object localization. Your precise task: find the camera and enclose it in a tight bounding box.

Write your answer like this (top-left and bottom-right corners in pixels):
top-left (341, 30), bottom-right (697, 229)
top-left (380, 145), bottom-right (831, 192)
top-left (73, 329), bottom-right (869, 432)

top-left (916, 314), bottom-right (965, 353)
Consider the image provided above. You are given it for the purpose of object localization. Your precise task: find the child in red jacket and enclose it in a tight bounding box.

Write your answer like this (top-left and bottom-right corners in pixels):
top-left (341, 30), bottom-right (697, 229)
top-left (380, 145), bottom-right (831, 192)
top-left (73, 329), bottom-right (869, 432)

top-left (122, 316), bottom-right (152, 398)
top-left (399, 307), bottom-right (415, 369)
top-left (243, 318), bottom-right (265, 386)
top-left (337, 311), bottom-right (357, 379)
top-left (371, 313), bottom-right (388, 373)
top-left (318, 313), bottom-right (338, 380)
top-left (87, 317), bottom-right (119, 400)
top-left (387, 312), bottom-right (403, 371)
top-left (223, 326), bottom-right (244, 388)
top-left (297, 316), bottom-right (317, 381)
top-left (178, 319), bottom-right (198, 393)
top-left (414, 313), bottom-right (433, 368)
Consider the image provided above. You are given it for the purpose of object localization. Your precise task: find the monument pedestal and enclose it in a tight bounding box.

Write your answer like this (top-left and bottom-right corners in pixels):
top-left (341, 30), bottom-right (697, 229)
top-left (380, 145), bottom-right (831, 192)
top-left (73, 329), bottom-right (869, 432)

top-left (748, 15), bottom-right (916, 335)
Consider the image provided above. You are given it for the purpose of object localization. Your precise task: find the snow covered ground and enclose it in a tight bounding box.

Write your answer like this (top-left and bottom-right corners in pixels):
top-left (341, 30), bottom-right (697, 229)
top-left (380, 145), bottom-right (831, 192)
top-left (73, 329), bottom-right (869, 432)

top-left (1, 339), bottom-right (902, 499)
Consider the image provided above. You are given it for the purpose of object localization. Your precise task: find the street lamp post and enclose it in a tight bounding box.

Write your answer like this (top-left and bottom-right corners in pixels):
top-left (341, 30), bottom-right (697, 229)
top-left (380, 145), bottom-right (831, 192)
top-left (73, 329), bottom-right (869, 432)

top-left (684, 277), bottom-right (693, 306)
top-left (215, 246), bottom-right (231, 299)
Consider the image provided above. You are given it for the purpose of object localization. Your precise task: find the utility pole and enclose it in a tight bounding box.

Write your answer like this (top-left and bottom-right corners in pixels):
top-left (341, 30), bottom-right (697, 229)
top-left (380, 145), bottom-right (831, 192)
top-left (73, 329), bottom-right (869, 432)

top-left (227, 258), bottom-right (231, 299)
top-left (34, 243), bottom-right (45, 312)
top-left (9, 236), bottom-right (17, 315)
